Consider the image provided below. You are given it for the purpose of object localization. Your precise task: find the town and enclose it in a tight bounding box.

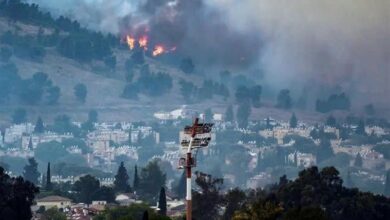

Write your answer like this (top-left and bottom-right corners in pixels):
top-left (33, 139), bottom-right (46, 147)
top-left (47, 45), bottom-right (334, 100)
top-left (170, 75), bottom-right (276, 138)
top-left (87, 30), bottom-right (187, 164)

top-left (1, 105), bottom-right (390, 219)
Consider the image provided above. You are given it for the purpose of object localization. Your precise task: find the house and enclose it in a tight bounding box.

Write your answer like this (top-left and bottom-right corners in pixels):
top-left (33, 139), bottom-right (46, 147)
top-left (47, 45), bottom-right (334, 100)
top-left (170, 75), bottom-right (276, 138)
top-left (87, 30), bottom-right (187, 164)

top-left (115, 193), bottom-right (139, 206)
top-left (36, 195), bottom-right (72, 209)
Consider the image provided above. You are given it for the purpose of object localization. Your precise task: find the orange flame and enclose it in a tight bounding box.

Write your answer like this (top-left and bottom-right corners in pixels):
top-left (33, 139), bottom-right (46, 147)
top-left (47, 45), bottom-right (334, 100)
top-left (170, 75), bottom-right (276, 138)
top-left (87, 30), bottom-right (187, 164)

top-left (153, 45), bottom-right (165, 56)
top-left (126, 36), bottom-right (135, 50)
top-left (138, 36), bottom-right (148, 49)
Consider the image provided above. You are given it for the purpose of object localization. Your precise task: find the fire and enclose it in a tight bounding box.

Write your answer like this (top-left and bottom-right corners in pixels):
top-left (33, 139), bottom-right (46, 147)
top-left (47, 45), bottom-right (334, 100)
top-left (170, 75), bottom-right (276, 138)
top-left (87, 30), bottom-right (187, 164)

top-left (124, 34), bottom-right (175, 57)
top-left (153, 45), bottom-right (165, 57)
top-left (138, 36), bottom-right (148, 49)
top-left (126, 36), bottom-right (135, 50)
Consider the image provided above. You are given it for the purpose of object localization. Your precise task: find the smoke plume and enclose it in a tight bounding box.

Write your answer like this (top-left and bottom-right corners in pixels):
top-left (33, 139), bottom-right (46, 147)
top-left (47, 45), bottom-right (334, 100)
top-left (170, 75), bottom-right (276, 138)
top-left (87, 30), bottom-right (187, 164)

top-left (27, 0), bottom-right (390, 105)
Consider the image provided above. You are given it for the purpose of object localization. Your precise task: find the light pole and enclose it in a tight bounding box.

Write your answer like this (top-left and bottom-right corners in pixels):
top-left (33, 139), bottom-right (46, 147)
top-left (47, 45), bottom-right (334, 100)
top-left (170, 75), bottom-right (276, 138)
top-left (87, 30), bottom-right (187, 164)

top-left (179, 118), bottom-right (213, 220)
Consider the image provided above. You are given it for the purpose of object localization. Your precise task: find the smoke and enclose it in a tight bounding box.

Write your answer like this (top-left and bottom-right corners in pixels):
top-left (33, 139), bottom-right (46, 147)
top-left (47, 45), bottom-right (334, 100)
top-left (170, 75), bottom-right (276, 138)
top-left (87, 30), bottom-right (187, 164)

top-left (27, 0), bottom-right (261, 68)
top-left (27, 0), bottom-right (390, 104)
top-left (208, 0), bottom-right (390, 104)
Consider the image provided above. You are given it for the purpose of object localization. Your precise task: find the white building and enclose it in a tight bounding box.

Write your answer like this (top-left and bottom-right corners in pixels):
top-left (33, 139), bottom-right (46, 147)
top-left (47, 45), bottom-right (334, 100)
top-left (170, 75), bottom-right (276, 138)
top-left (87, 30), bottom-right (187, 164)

top-left (4, 123), bottom-right (34, 143)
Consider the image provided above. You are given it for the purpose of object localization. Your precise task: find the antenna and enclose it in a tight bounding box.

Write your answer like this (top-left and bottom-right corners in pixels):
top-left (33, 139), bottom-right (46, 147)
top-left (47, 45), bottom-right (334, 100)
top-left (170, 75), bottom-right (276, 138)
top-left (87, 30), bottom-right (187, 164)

top-left (178, 117), bottom-right (213, 220)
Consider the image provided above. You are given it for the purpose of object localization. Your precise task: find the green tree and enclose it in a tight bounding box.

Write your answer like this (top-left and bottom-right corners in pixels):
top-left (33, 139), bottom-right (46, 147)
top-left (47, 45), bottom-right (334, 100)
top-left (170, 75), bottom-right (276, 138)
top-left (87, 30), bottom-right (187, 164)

top-left (12, 108), bottom-right (27, 124)
top-left (276, 89), bottom-right (292, 109)
top-left (23, 157), bottom-right (40, 185)
top-left (27, 136), bottom-right (33, 150)
top-left (158, 187), bottom-right (167, 216)
top-left (354, 153), bottom-right (363, 167)
top-left (35, 141), bottom-right (69, 164)
top-left (237, 102), bottom-right (251, 129)
top-left (73, 175), bottom-right (100, 204)
top-left (356, 119), bottom-right (366, 135)
top-left (225, 105), bottom-right (234, 122)
top-left (142, 210), bottom-right (149, 220)
top-left (316, 138), bottom-right (334, 163)
top-left (0, 167), bottom-right (39, 220)
top-left (180, 57), bottom-right (195, 74)
top-left (133, 165), bottom-right (140, 191)
top-left (88, 109), bottom-right (98, 123)
top-left (193, 172), bottom-right (224, 220)
top-left (74, 83), bottom-right (87, 103)
top-left (114, 161), bottom-right (130, 193)
top-left (46, 86), bottom-right (61, 105)
top-left (175, 171), bottom-right (186, 199)
top-left (34, 116), bottom-right (45, 133)
top-left (223, 188), bottom-right (246, 220)
top-left (289, 113), bottom-right (298, 128)
top-left (41, 207), bottom-right (66, 220)
top-left (139, 160), bottom-right (166, 201)
top-left (46, 162), bottom-right (52, 191)
top-left (384, 170), bottom-right (390, 196)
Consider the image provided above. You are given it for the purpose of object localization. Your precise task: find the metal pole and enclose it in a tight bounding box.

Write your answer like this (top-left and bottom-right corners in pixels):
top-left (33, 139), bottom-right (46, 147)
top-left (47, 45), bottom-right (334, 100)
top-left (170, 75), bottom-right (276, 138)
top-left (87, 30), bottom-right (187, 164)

top-left (186, 147), bottom-right (192, 220)
top-left (186, 118), bottom-right (198, 220)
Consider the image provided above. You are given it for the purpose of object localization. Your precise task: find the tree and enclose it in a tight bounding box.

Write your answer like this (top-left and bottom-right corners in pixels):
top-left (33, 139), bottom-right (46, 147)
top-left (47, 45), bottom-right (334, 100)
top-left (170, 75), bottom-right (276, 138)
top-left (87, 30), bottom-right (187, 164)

top-left (0, 167), bottom-right (39, 220)
top-left (94, 186), bottom-right (116, 203)
top-left (158, 187), bottom-right (167, 216)
top-left (12, 108), bottom-right (27, 124)
top-left (385, 170), bottom-right (390, 196)
top-left (356, 119), bottom-right (366, 135)
top-left (34, 116), bottom-right (45, 133)
top-left (139, 160), bottom-right (166, 201)
top-left (354, 153), bottom-right (363, 167)
top-left (46, 86), bottom-right (60, 105)
top-left (180, 57), bottom-right (195, 74)
top-left (175, 171), bottom-right (186, 199)
top-left (73, 175), bottom-right (100, 204)
top-left (225, 105), bottom-right (234, 122)
top-left (41, 207), bottom-right (66, 220)
top-left (88, 109), bottom-right (98, 123)
top-left (289, 113), bottom-right (298, 128)
top-left (114, 162), bottom-right (130, 193)
top-left (23, 158), bottom-right (40, 185)
top-left (74, 83), bottom-right (87, 103)
top-left (316, 138), bottom-right (334, 163)
top-left (326, 115), bottom-right (337, 127)
top-left (27, 137), bottom-right (33, 150)
top-left (223, 188), bottom-right (246, 220)
top-left (193, 172), bottom-right (224, 220)
top-left (236, 102), bottom-right (251, 129)
top-left (133, 165), bottom-right (140, 191)
top-left (142, 210), bottom-right (149, 220)
top-left (276, 89), bottom-right (292, 109)
top-left (46, 162), bottom-right (52, 191)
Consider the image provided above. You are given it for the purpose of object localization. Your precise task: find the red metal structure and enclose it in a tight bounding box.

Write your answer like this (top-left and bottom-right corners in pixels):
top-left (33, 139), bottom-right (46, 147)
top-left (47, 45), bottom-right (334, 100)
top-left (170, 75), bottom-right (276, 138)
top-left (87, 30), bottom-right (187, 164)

top-left (178, 117), bottom-right (213, 220)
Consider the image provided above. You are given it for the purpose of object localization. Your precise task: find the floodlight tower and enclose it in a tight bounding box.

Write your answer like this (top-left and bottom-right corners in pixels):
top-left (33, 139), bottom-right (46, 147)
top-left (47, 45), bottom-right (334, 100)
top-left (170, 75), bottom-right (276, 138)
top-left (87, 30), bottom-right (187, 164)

top-left (179, 117), bottom-right (213, 220)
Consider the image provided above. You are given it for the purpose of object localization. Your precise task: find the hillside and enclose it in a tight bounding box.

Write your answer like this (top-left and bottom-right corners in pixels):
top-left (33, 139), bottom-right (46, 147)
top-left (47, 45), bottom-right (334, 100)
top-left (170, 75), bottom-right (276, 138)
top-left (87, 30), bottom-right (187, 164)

top-left (0, 2), bottom-right (367, 125)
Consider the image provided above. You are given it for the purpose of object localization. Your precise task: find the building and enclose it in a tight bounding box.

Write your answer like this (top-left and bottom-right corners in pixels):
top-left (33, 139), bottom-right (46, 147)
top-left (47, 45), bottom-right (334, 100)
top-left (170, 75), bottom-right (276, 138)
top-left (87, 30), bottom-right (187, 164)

top-left (36, 196), bottom-right (72, 209)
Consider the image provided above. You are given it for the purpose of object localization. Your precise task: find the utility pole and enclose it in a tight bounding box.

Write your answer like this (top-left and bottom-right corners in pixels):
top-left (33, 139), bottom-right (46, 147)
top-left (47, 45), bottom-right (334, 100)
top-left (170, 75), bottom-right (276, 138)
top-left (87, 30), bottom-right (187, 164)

top-left (179, 117), bottom-right (213, 220)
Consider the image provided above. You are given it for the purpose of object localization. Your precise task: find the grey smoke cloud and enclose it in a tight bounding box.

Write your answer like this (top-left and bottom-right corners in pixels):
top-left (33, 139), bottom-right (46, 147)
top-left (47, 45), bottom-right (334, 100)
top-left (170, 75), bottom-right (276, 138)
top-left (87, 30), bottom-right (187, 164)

top-left (27, 0), bottom-right (390, 105)
top-left (27, 0), bottom-right (262, 67)
top-left (209, 0), bottom-right (390, 103)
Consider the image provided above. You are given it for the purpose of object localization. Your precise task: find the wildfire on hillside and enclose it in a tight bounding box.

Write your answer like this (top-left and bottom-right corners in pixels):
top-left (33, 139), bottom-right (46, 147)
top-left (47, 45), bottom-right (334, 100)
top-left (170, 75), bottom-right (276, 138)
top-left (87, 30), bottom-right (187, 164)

top-left (123, 35), bottom-right (175, 57)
